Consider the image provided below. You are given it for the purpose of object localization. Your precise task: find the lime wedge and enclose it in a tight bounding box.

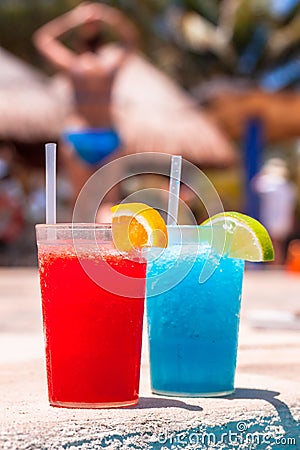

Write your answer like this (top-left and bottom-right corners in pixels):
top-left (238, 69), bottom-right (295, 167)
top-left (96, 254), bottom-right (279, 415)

top-left (201, 212), bottom-right (274, 261)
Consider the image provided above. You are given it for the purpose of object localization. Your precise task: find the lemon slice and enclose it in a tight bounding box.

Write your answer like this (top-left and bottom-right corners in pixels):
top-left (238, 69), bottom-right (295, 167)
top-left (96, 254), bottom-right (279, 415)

top-left (201, 212), bottom-right (274, 261)
top-left (111, 203), bottom-right (168, 252)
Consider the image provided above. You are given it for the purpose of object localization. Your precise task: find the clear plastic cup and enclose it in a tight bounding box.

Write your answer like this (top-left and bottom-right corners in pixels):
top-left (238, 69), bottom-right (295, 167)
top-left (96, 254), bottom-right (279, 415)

top-left (146, 225), bottom-right (244, 397)
top-left (36, 223), bottom-right (146, 408)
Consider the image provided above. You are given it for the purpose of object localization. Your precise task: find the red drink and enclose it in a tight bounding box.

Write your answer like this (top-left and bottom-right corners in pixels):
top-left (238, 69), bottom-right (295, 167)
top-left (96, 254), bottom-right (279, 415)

top-left (36, 224), bottom-right (146, 408)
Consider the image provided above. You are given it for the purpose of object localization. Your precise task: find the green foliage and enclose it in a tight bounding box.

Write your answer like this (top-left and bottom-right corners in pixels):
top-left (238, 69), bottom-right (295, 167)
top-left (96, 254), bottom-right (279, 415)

top-left (2, 0), bottom-right (300, 90)
top-left (0, 0), bottom-right (81, 66)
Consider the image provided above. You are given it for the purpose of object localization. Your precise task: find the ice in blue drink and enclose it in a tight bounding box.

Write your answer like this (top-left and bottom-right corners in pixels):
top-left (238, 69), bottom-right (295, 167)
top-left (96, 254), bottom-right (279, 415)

top-left (146, 226), bottom-right (244, 397)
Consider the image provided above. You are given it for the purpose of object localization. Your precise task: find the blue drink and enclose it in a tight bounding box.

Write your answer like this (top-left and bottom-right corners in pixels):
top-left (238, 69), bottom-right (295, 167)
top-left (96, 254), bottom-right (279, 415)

top-left (146, 226), bottom-right (244, 397)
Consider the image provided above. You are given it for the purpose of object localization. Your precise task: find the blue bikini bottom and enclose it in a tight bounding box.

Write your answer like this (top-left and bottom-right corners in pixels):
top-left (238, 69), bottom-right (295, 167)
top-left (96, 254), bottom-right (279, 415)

top-left (63, 128), bottom-right (121, 165)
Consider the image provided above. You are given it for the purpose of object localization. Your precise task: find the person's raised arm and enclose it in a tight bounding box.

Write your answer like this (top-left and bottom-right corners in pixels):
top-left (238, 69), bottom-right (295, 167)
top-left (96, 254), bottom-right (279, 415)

top-left (33, 4), bottom-right (99, 71)
top-left (84, 2), bottom-right (140, 50)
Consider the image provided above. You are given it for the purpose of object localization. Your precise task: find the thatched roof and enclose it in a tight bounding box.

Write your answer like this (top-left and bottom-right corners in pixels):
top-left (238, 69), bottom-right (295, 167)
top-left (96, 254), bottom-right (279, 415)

top-left (205, 88), bottom-right (300, 142)
top-left (113, 54), bottom-right (237, 167)
top-left (0, 47), bottom-right (70, 142)
top-left (0, 48), bottom-right (236, 167)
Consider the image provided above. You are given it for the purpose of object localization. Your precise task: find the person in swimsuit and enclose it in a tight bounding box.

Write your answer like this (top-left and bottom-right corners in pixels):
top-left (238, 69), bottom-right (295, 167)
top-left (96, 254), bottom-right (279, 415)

top-left (33, 2), bottom-right (139, 220)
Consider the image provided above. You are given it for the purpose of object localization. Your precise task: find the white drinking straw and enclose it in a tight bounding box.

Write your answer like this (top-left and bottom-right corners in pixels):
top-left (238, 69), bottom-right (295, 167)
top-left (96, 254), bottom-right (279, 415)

top-left (167, 155), bottom-right (182, 225)
top-left (45, 143), bottom-right (57, 224)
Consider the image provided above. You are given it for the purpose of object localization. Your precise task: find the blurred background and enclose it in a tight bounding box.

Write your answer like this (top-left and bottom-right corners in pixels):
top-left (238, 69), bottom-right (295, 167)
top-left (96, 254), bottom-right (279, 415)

top-left (2, 0), bottom-right (300, 268)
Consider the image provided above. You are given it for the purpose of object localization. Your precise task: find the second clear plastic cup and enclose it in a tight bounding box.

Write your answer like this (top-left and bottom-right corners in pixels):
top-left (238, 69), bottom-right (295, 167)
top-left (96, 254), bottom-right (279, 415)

top-left (146, 225), bottom-right (245, 397)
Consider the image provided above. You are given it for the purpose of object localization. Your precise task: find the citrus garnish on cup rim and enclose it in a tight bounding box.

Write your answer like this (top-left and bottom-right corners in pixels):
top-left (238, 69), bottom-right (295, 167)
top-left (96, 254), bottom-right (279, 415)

top-left (111, 203), bottom-right (168, 252)
top-left (201, 211), bottom-right (274, 262)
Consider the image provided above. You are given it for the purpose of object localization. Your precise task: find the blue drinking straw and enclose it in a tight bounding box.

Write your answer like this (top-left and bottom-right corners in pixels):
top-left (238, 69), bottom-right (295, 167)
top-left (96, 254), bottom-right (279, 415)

top-left (45, 143), bottom-right (57, 224)
top-left (167, 155), bottom-right (182, 225)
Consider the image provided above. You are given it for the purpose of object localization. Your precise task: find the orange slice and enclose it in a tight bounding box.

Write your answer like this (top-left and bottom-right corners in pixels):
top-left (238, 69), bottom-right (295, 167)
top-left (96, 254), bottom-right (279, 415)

top-left (111, 203), bottom-right (168, 252)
